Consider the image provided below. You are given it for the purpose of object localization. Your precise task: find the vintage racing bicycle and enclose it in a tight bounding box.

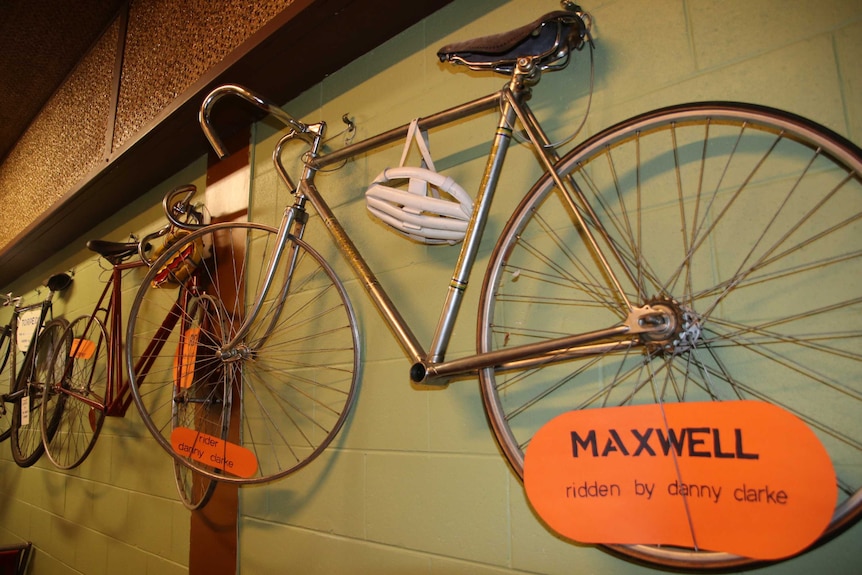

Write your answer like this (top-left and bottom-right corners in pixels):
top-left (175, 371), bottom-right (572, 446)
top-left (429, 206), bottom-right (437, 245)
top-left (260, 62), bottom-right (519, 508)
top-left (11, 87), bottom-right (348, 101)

top-left (124, 3), bottom-right (862, 568)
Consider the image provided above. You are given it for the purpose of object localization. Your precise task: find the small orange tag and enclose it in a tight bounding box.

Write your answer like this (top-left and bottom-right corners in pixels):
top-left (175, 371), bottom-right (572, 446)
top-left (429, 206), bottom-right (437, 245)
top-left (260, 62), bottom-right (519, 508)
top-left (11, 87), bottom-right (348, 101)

top-left (173, 327), bottom-right (200, 389)
top-left (170, 426), bottom-right (258, 479)
top-left (70, 338), bottom-right (96, 360)
top-left (524, 401), bottom-right (836, 560)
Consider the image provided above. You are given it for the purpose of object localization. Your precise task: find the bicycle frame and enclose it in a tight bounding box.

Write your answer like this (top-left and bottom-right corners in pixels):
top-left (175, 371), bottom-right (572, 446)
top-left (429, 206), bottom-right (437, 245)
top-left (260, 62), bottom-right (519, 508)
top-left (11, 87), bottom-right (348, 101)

top-left (58, 259), bottom-right (188, 417)
top-left (200, 62), bottom-right (664, 387)
top-left (300, 89), bottom-right (637, 385)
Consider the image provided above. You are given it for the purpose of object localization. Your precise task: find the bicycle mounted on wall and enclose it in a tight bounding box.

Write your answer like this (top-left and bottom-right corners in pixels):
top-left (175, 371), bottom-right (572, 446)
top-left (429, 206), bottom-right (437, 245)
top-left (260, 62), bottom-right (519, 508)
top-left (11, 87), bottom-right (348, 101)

top-left (39, 186), bottom-right (217, 510)
top-left (0, 272), bottom-right (72, 467)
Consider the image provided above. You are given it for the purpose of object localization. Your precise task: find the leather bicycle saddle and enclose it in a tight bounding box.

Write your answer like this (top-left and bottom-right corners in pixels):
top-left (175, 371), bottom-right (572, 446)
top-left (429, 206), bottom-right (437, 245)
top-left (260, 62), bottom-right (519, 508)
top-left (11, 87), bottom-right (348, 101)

top-left (87, 239), bottom-right (141, 265)
top-left (437, 10), bottom-right (587, 73)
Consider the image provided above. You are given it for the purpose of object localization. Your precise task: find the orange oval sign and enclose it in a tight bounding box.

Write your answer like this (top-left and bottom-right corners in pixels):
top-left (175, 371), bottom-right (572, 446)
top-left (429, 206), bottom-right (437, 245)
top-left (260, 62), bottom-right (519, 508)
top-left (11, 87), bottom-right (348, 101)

top-left (524, 401), bottom-right (836, 560)
top-left (170, 426), bottom-right (258, 479)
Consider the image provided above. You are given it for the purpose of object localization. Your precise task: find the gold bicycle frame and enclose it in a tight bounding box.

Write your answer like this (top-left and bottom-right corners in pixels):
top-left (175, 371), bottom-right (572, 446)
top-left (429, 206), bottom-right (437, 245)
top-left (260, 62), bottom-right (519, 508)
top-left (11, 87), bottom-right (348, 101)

top-left (199, 61), bottom-right (661, 387)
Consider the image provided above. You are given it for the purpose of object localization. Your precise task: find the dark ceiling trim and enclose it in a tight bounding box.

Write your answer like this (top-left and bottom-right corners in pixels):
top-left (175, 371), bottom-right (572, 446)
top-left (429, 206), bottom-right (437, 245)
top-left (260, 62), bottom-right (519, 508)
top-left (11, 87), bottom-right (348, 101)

top-left (0, 0), bottom-right (453, 287)
top-left (104, 1), bottom-right (130, 158)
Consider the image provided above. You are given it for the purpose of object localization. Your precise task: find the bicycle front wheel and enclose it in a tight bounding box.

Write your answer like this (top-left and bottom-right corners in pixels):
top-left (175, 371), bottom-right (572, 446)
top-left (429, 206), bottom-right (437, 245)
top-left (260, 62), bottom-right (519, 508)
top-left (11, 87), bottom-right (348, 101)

top-left (126, 222), bottom-right (360, 485)
top-left (478, 102), bottom-right (862, 568)
top-left (42, 315), bottom-right (109, 470)
top-left (11, 318), bottom-right (70, 467)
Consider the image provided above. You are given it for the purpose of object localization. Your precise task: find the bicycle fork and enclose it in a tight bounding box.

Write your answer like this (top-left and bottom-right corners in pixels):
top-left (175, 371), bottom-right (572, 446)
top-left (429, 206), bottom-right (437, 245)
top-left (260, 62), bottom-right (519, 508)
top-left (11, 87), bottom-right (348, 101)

top-left (217, 123), bottom-right (328, 358)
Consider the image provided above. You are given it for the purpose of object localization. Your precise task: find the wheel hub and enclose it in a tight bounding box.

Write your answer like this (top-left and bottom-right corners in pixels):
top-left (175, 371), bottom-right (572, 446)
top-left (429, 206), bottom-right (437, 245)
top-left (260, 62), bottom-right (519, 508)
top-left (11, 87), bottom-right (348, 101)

top-left (638, 296), bottom-right (702, 354)
top-left (217, 344), bottom-right (254, 363)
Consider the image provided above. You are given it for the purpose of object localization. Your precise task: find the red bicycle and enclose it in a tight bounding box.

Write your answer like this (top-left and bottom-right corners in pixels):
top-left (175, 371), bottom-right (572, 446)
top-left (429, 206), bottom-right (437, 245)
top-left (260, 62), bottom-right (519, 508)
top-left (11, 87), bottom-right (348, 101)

top-left (40, 186), bottom-right (220, 510)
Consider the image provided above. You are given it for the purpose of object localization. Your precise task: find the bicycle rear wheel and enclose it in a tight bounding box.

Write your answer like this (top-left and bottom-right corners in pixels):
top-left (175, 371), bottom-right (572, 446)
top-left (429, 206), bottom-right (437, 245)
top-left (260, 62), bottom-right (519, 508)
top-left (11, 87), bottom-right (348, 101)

top-left (478, 102), bottom-right (862, 568)
top-left (11, 318), bottom-right (70, 467)
top-left (126, 222), bottom-right (360, 485)
top-left (42, 315), bottom-right (108, 469)
top-left (0, 326), bottom-right (13, 442)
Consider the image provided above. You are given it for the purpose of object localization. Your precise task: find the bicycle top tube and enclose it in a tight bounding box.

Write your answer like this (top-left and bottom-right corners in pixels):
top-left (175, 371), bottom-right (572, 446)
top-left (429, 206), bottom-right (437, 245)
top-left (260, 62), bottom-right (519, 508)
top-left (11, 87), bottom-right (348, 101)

top-left (198, 6), bottom-right (590, 167)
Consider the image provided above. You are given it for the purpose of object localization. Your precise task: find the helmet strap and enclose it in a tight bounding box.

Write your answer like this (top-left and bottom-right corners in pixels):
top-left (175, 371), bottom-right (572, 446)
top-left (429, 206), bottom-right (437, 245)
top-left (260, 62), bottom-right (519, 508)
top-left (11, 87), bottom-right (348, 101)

top-left (401, 119), bottom-right (442, 207)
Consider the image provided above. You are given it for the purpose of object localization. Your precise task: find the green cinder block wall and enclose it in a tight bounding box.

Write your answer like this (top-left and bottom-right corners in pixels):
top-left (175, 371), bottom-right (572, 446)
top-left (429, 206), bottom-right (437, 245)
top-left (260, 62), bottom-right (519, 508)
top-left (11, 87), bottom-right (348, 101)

top-left (1, 0), bottom-right (861, 573)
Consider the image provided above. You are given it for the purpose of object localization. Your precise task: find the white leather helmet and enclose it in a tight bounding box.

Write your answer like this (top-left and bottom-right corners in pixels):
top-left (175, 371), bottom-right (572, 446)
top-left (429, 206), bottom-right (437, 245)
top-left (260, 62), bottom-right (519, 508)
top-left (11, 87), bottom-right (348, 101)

top-left (366, 120), bottom-right (473, 245)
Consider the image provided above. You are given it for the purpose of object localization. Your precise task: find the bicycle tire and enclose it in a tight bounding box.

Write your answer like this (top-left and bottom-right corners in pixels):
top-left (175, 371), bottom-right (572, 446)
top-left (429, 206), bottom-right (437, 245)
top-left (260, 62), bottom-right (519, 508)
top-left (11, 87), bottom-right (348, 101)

top-left (0, 325), bottom-right (13, 442)
top-left (126, 221), bottom-right (360, 485)
top-left (11, 318), bottom-right (70, 467)
top-left (478, 102), bottom-right (862, 569)
top-left (175, 459), bottom-right (218, 510)
top-left (42, 315), bottom-right (108, 470)
top-left (172, 294), bottom-right (225, 509)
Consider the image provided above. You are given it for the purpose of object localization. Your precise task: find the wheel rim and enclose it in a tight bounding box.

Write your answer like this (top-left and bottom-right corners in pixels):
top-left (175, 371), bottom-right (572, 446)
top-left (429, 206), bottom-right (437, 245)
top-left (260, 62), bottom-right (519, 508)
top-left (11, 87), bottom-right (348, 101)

top-left (0, 330), bottom-right (13, 441)
top-left (43, 316), bottom-right (108, 470)
top-left (127, 222), bottom-right (360, 485)
top-left (12, 319), bottom-right (69, 465)
top-left (479, 103), bottom-right (862, 567)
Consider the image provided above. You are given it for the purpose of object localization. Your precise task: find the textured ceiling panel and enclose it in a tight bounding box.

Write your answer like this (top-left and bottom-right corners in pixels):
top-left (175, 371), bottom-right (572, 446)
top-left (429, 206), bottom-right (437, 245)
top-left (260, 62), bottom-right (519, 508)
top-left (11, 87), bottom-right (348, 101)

top-left (0, 20), bottom-right (118, 243)
top-left (114, 0), bottom-right (291, 152)
top-left (0, 0), bottom-right (454, 287)
top-left (0, 0), bottom-right (125, 164)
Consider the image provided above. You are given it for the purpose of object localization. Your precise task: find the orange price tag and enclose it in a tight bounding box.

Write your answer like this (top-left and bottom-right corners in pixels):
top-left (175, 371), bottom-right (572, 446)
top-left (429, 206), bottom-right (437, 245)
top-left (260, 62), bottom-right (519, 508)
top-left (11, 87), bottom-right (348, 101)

top-left (70, 338), bottom-right (96, 360)
top-left (170, 426), bottom-right (258, 479)
top-left (524, 401), bottom-right (836, 560)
